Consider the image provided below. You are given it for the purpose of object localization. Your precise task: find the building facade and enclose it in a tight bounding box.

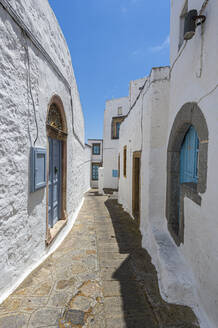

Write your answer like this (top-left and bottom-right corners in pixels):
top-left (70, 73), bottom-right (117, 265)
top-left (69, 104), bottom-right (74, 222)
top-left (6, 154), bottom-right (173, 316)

top-left (103, 97), bottom-right (129, 191)
top-left (104, 1), bottom-right (217, 327)
top-left (0, 0), bottom-right (90, 302)
top-left (87, 139), bottom-right (103, 188)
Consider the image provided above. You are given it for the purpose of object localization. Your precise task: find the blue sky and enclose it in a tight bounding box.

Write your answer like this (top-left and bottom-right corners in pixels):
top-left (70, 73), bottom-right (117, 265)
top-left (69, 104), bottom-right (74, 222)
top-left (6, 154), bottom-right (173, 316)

top-left (48, 0), bottom-right (170, 140)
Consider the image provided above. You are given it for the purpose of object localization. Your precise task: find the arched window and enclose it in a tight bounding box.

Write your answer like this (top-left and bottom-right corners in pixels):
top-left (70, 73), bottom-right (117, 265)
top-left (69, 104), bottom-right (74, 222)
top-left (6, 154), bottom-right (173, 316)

top-left (180, 126), bottom-right (199, 184)
top-left (166, 103), bottom-right (208, 245)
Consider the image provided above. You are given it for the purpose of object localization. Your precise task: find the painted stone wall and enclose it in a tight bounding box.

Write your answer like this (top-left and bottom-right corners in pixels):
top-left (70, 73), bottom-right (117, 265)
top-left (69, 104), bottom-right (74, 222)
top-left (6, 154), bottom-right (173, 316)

top-left (168, 1), bottom-right (218, 327)
top-left (118, 68), bottom-right (170, 236)
top-left (103, 97), bottom-right (129, 190)
top-left (0, 0), bottom-right (90, 302)
top-left (118, 67), bottom-right (209, 325)
top-left (118, 78), bottom-right (146, 214)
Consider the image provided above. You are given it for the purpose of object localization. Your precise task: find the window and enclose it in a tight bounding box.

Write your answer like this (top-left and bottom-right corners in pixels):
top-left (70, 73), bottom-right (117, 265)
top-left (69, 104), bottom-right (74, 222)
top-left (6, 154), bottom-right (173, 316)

top-left (166, 102), bottom-right (208, 246)
top-left (92, 143), bottom-right (100, 155)
top-left (118, 106), bottom-right (122, 115)
top-left (92, 164), bottom-right (100, 180)
top-left (111, 116), bottom-right (125, 139)
top-left (180, 126), bottom-right (199, 184)
top-left (179, 0), bottom-right (188, 50)
top-left (112, 170), bottom-right (118, 178)
top-left (116, 122), bottom-right (120, 138)
top-left (123, 146), bottom-right (127, 177)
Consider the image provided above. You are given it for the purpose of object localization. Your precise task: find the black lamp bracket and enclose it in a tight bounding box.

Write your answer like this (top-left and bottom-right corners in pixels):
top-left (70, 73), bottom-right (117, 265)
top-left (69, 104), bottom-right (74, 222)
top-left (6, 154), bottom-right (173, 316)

top-left (194, 15), bottom-right (206, 26)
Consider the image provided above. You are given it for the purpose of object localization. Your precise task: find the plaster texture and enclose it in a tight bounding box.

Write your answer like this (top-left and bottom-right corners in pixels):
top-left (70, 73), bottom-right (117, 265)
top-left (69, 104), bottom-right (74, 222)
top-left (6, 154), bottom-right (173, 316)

top-left (103, 97), bottom-right (129, 190)
top-left (118, 77), bottom-right (146, 214)
top-left (118, 68), bottom-right (210, 326)
top-left (98, 168), bottom-right (104, 195)
top-left (167, 1), bottom-right (218, 327)
top-left (103, 1), bottom-right (218, 327)
top-left (0, 0), bottom-right (90, 302)
top-left (118, 0), bottom-right (218, 326)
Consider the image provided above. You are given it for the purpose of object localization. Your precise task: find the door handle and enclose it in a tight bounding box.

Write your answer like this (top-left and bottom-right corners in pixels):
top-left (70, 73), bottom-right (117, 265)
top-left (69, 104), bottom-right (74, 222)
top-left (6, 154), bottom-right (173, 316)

top-left (54, 166), bottom-right (58, 174)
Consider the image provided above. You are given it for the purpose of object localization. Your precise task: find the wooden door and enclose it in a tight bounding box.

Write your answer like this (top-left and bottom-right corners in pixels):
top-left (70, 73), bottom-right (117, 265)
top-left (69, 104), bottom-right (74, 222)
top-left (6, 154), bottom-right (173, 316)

top-left (48, 137), bottom-right (62, 228)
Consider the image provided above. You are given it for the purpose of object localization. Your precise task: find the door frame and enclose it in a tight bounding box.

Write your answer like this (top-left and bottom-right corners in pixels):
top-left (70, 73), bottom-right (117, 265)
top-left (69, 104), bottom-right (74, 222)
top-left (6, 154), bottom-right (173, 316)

top-left (132, 151), bottom-right (141, 227)
top-left (46, 95), bottom-right (68, 245)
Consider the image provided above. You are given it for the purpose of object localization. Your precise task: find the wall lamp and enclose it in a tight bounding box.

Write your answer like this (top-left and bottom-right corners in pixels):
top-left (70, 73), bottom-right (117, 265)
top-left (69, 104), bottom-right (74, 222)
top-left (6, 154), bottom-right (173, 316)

top-left (184, 10), bottom-right (206, 40)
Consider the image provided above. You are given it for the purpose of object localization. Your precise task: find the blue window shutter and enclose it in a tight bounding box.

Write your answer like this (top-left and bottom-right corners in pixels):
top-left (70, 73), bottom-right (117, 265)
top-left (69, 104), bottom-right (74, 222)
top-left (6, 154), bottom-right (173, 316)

top-left (180, 126), bottom-right (199, 183)
top-left (30, 147), bottom-right (47, 192)
top-left (112, 170), bottom-right (118, 177)
top-left (116, 122), bottom-right (120, 138)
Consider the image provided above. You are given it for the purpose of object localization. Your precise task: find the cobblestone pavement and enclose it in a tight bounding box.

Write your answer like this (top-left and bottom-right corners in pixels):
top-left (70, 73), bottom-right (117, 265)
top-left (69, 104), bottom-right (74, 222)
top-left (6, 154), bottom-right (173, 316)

top-left (0, 191), bottom-right (199, 328)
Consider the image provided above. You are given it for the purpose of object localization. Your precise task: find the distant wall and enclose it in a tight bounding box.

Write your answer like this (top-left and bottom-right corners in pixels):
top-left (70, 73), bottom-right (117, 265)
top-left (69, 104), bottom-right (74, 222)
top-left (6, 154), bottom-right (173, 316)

top-left (103, 97), bottom-right (129, 189)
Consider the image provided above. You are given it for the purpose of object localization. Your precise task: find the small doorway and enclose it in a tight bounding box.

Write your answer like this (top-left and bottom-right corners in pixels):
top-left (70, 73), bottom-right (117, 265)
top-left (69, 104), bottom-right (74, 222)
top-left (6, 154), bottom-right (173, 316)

top-left (46, 96), bottom-right (68, 244)
top-left (48, 137), bottom-right (62, 228)
top-left (132, 151), bottom-right (141, 226)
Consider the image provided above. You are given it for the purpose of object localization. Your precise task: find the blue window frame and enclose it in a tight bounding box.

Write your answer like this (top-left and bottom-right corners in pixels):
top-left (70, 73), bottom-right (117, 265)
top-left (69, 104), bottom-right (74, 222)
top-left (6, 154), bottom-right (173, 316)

top-left (92, 143), bottom-right (100, 155)
top-left (112, 169), bottom-right (118, 177)
top-left (30, 147), bottom-right (47, 192)
top-left (92, 164), bottom-right (99, 180)
top-left (180, 126), bottom-right (199, 184)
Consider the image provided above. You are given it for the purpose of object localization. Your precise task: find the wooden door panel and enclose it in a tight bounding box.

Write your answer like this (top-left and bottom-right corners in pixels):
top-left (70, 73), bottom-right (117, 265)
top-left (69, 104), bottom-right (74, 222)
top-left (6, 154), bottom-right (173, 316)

top-left (48, 137), bottom-right (62, 228)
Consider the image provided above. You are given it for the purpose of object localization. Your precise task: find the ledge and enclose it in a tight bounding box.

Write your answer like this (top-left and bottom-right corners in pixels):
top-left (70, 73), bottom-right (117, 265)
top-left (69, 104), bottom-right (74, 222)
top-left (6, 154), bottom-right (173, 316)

top-left (46, 218), bottom-right (68, 246)
top-left (181, 183), bottom-right (201, 206)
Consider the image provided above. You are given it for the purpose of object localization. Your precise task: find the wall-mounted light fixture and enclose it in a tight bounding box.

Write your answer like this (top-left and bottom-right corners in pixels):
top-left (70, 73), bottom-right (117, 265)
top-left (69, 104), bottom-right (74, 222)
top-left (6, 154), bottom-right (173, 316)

top-left (184, 10), bottom-right (206, 40)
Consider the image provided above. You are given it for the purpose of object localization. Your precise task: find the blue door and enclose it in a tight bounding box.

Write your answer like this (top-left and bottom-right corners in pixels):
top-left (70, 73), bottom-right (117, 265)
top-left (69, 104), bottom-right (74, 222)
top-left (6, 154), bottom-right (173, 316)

top-left (180, 126), bottom-right (199, 184)
top-left (92, 164), bottom-right (99, 181)
top-left (48, 138), bottom-right (62, 228)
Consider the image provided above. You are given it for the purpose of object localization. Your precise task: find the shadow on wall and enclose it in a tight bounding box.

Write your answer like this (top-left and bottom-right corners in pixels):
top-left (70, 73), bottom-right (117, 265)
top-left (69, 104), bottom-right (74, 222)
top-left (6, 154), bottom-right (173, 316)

top-left (104, 198), bottom-right (199, 328)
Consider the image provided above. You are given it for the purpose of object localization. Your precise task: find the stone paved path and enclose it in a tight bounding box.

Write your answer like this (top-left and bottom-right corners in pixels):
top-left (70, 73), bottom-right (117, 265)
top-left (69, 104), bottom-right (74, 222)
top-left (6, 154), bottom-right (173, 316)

top-left (0, 191), bottom-right (199, 328)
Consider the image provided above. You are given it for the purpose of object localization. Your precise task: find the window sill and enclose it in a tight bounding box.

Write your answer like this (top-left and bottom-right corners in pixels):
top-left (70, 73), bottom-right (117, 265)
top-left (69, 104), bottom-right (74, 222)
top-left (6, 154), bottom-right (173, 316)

top-left (180, 183), bottom-right (201, 206)
top-left (46, 217), bottom-right (68, 246)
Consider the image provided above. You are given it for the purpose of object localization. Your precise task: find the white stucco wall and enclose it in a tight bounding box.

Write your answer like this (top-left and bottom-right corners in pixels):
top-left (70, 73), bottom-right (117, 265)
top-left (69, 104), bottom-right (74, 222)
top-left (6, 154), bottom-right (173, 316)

top-left (168, 1), bottom-right (218, 327)
top-left (118, 69), bottom-right (170, 229)
top-left (118, 67), bottom-right (210, 325)
top-left (98, 167), bottom-right (104, 194)
top-left (103, 97), bottom-right (129, 190)
top-left (118, 77), bottom-right (146, 214)
top-left (0, 0), bottom-right (90, 302)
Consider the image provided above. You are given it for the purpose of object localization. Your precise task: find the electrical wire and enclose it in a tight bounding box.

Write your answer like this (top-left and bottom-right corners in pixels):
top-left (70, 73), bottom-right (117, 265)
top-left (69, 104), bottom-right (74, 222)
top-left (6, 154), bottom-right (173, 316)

top-left (0, 0), bottom-right (85, 148)
top-left (23, 32), bottom-right (39, 146)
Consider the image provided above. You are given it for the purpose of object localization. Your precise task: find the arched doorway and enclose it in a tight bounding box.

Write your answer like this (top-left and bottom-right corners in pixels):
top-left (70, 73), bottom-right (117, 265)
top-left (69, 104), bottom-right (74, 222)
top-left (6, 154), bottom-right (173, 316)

top-left (166, 103), bottom-right (208, 245)
top-left (46, 95), bottom-right (68, 244)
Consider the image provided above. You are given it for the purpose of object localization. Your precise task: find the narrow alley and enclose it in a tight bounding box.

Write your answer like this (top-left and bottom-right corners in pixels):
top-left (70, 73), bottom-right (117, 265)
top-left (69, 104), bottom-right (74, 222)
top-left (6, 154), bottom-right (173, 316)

top-left (0, 191), bottom-right (199, 328)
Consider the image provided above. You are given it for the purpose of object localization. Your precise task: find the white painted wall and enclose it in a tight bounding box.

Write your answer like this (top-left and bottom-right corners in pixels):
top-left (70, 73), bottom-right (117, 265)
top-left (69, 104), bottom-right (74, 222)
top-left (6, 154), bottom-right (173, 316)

top-left (168, 1), bottom-right (218, 327)
top-left (103, 97), bottom-right (129, 190)
top-left (106, 1), bottom-right (218, 327)
top-left (118, 67), bottom-right (210, 325)
top-left (0, 0), bottom-right (90, 301)
top-left (118, 77), bottom-right (146, 215)
top-left (98, 167), bottom-right (104, 195)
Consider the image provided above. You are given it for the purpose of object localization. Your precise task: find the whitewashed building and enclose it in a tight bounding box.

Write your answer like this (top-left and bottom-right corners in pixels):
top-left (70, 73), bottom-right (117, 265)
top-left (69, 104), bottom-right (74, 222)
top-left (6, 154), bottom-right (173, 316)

top-left (87, 139), bottom-right (103, 188)
top-left (109, 1), bottom-right (218, 327)
top-left (0, 0), bottom-right (90, 302)
top-left (102, 97), bottom-right (129, 191)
